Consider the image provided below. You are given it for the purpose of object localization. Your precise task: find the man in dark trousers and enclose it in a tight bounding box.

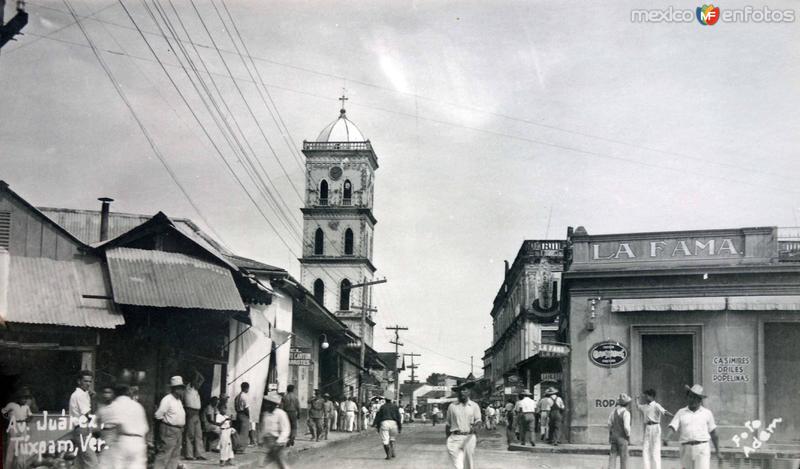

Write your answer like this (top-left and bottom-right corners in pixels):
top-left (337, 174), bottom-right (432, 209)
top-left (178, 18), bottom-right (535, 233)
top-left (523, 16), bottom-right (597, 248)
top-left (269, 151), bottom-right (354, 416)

top-left (608, 393), bottom-right (632, 469)
top-left (281, 385), bottom-right (300, 447)
top-left (234, 382), bottom-right (253, 446)
top-left (372, 397), bottom-right (402, 460)
top-left (308, 389), bottom-right (326, 441)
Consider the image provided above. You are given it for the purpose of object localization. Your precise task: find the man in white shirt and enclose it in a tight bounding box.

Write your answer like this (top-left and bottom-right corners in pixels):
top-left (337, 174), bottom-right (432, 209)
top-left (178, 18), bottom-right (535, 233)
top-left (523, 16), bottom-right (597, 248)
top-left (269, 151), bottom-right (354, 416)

top-left (261, 392), bottom-right (291, 469)
top-left (97, 379), bottom-right (149, 469)
top-left (70, 370), bottom-right (98, 469)
top-left (514, 390), bottom-right (537, 446)
top-left (344, 397), bottom-right (358, 432)
top-left (637, 389), bottom-right (673, 469)
top-left (154, 376), bottom-right (186, 469)
top-left (666, 385), bottom-right (720, 469)
top-left (608, 393), bottom-right (632, 469)
top-left (445, 382), bottom-right (482, 469)
top-left (182, 373), bottom-right (206, 461)
top-left (485, 404), bottom-right (496, 430)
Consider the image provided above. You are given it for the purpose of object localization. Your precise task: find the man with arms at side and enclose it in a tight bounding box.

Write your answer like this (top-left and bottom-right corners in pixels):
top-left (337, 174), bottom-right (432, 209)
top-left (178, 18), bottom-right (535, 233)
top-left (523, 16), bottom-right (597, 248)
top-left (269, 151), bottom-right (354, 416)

top-left (182, 373), bottom-right (206, 461)
top-left (154, 376), bottom-right (186, 469)
top-left (445, 382), bottom-right (482, 469)
top-left (281, 385), bottom-right (300, 446)
top-left (666, 385), bottom-right (721, 469)
top-left (608, 393), bottom-right (632, 469)
top-left (513, 390), bottom-right (537, 446)
top-left (70, 370), bottom-right (98, 469)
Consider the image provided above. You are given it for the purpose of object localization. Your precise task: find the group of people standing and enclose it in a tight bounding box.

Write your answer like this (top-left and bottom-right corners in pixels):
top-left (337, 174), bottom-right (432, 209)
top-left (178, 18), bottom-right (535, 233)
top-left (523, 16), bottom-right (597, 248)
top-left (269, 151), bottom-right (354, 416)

top-left (607, 384), bottom-right (720, 469)
top-left (502, 386), bottom-right (566, 449)
top-left (303, 390), bottom-right (361, 441)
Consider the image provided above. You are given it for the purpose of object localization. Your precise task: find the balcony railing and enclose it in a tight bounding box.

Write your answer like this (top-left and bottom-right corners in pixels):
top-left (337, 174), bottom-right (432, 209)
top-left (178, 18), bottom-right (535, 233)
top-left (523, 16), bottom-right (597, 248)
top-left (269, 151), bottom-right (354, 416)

top-left (303, 141), bottom-right (372, 151)
top-left (318, 198), bottom-right (328, 206)
top-left (342, 198), bottom-right (352, 206)
top-left (778, 227), bottom-right (800, 261)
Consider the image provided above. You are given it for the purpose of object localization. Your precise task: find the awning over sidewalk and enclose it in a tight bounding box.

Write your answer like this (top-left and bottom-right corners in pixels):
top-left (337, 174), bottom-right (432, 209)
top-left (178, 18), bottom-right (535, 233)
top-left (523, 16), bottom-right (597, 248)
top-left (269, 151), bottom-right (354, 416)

top-left (106, 247), bottom-right (246, 311)
top-left (612, 296), bottom-right (800, 312)
top-left (611, 297), bottom-right (727, 312)
top-left (727, 296), bottom-right (800, 311)
top-left (1, 251), bottom-right (123, 328)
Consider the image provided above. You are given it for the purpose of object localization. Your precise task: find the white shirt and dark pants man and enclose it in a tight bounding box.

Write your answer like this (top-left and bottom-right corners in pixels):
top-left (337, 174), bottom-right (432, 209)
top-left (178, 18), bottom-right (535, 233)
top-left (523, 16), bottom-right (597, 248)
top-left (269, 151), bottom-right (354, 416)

top-left (154, 377), bottom-right (187, 469)
top-left (514, 391), bottom-right (537, 446)
top-left (182, 382), bottom-right (205, 460)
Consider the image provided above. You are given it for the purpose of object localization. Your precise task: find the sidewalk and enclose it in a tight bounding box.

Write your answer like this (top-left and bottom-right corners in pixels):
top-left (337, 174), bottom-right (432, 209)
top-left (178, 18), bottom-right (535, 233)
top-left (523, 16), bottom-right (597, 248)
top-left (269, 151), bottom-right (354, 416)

top-left (508, 441), bottom-right (800, 463)
top-left (180, 430), bottom-right (368, 469)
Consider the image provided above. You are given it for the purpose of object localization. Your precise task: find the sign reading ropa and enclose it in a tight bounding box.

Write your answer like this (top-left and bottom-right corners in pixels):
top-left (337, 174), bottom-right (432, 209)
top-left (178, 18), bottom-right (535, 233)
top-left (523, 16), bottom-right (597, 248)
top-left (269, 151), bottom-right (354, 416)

top-left (591, 236), bottom-right (743, 262)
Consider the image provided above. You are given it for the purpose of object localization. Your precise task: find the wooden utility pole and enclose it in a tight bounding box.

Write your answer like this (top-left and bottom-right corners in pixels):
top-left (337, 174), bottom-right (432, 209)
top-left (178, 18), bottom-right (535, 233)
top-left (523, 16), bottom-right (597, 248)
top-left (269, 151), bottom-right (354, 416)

top-left (470, 356), bottom-right (474, 375)
top-left (0, 0), bottom-right (28, 50)
top-left (345, 276), bottom-right (387, 430)
top-left (385, 325), bottom-right (408, 402)
top-left (403, 353), bottom-right (421, 383)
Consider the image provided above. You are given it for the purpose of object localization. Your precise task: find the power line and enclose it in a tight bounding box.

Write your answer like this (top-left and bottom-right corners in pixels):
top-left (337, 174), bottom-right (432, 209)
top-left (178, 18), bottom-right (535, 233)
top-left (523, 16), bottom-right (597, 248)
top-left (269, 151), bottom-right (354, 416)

top-left (187, 0), bottom-right (304, 202)
top-left (21, 0), bottom-right (799, 184)
top-left (215, 0), bottom-right (305, 171)
top-left (157, 0), bottom-right (301, 237)
top-left (143, 0), bottom-right (301, 242)
top-left (59, 0), bottom-right (223, 253)
top-left (116, 0), bottom-right (298, 253)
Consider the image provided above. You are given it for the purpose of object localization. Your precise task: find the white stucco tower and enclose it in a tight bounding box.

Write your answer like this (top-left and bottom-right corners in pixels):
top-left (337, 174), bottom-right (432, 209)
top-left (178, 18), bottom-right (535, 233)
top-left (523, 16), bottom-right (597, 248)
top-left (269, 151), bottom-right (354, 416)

top-left (300, 100), bottom-right (378, 347)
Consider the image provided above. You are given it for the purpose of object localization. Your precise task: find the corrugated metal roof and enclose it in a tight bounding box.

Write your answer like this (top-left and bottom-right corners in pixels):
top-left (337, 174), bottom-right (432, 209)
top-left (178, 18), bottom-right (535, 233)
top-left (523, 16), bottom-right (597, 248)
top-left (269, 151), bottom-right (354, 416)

top-left (1, 251), bottom-right (124, 328)
top-left (106, 247), bottom-right (245, 311)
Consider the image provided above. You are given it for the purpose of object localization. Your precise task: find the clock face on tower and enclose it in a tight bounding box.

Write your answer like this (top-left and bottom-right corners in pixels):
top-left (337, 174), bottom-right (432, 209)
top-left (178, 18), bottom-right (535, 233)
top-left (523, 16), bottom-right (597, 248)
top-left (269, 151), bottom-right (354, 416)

top-left (329, 166), bottom-right (343, 181)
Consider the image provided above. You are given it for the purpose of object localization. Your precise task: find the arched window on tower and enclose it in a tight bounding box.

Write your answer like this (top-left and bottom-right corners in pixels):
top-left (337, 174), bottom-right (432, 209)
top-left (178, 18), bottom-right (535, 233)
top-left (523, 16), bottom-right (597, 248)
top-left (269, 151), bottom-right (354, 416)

top-left (319, 180), bottom-right (329, 205)
top-left (313, 279), bottom-right (325, 304)
top-left (314, 228), bottom-right (324, 255)
top-left (343, 180), bottom-right (352, 205)
top-left (340, 279), bottom-right (352, 311)
top-left (344, 229), bottom-right (354, 255)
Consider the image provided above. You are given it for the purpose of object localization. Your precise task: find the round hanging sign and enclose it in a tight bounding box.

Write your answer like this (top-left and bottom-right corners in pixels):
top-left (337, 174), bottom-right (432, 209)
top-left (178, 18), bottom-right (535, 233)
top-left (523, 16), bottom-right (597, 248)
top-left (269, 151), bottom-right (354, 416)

top-left (588, 341), bottom-right (628, 368)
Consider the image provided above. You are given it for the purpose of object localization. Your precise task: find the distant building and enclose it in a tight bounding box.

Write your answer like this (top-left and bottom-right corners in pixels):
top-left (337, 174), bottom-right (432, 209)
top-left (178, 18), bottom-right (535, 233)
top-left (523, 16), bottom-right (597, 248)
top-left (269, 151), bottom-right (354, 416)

top-left (483, 240), bottom-right (569, 404)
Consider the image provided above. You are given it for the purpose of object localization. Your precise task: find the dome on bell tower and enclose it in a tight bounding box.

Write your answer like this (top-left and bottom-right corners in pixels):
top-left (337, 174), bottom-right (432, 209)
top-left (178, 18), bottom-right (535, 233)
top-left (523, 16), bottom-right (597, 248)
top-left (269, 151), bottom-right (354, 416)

top-left (316, 108), bottom-right (366, 143)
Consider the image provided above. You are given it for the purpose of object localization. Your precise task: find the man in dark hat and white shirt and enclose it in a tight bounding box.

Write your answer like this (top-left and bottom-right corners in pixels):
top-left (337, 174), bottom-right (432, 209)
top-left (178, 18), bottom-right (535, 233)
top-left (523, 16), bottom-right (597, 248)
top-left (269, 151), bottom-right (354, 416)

top-left (513, 389), bottom-right (537, 446)
top-left (666, 385), bottom-right (720, 469)
top-left (445, 381), bottom-right (482, 469)
top-left (154, 376), bottom-right (186, 469)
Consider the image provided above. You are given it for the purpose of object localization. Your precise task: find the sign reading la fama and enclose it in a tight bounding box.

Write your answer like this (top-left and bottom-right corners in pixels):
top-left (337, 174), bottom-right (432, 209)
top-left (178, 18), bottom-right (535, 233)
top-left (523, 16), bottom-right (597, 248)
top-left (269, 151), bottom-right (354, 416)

top-left (591, 236), bottom-right (744, 261)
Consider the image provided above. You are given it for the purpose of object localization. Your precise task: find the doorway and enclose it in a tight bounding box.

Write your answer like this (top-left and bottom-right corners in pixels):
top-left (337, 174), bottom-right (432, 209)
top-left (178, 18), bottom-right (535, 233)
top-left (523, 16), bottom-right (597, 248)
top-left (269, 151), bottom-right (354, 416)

top-left (641, 334), bottom-right (694, 431)
top-left (764, 323), bottom-right (800, 442)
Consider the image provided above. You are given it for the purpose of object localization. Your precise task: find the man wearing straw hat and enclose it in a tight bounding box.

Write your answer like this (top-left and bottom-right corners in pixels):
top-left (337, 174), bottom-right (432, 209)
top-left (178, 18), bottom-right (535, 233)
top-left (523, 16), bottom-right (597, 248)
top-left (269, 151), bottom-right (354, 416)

top-left (607, 393), bottom-right (632, 469)
top-left (154, 376), bottom-right (187, 469)
top-left (513, 389), bottom-right (537, 446)
top-left (666, 384), bottom-right (721, 469)
top-left (260, 392), bottom-right (291, 469)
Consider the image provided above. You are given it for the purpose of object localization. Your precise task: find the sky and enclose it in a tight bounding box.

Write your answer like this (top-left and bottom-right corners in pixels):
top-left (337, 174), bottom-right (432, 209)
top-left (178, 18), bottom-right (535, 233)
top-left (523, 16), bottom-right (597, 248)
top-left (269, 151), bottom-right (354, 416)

top-left (1, 0), bottom-right (799, 381)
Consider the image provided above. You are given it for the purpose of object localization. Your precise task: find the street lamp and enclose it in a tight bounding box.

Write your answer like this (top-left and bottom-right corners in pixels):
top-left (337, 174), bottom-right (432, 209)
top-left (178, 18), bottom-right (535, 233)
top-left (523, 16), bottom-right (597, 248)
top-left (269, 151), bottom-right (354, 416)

top-left (320, 334), bottom-right (329, 350)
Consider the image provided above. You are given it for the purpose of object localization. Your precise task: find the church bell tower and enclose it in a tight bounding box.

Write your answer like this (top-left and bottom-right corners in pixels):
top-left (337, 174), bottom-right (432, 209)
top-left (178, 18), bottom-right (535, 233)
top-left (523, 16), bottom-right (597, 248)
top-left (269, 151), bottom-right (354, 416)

top-left (299, 96), bottom-right (379, 346)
